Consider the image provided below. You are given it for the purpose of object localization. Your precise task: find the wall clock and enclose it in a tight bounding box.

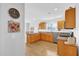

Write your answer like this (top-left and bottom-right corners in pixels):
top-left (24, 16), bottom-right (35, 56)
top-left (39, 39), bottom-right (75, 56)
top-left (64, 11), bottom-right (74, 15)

top-left (8, 8), bottom-right (20, 19)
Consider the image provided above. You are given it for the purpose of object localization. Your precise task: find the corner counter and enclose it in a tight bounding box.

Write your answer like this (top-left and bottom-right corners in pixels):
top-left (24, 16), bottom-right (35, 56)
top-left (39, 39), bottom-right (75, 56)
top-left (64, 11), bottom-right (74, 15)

top-left (57, 37), bottom-right (78, 56)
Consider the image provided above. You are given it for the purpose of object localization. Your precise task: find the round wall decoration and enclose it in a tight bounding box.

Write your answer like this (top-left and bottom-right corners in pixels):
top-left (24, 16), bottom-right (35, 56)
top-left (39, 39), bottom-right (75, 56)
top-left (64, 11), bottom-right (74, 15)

top-left (8, 8), bottom-right (20, 19)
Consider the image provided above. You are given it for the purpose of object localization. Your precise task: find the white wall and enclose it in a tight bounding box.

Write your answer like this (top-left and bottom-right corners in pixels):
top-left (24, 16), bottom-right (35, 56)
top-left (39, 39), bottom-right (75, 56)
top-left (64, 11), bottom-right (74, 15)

top-left (0, 3), bottom-right (25, 56)
top-left (75, 4), bottom-right (79, 55)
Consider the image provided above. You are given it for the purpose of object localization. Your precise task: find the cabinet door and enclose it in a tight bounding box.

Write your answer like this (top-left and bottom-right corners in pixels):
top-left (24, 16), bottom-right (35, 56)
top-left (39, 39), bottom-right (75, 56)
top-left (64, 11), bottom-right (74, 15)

top-left (27, 33), bottom-right (40, 44)
top-left (39, 22), bottom-right (46, 29)
top-left (65, 7), bottom-right (76, 29)
top-left (57, 39), bottom-right (65, 56)
top-left (40, 32), bottom-right (46, 41)
top-left (41, 32), bottom-right (54, 42)
top-left (65, 45), bottom-right (77, 56)
top-left (46, 33), bottom-right (54, 42)
top-left (34, 33), bottom-right (40, 41)
top-left (57, 20), bottom-right (65, 30)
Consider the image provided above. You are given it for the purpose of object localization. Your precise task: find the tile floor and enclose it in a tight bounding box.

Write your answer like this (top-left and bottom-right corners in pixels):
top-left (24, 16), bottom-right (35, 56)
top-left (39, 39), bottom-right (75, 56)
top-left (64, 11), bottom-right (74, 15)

top-left (25, 41), bottom-right (58, 56)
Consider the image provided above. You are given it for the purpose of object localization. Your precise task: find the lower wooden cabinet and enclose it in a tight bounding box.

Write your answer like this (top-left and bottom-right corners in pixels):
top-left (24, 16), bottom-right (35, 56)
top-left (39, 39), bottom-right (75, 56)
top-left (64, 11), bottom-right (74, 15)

top-left (27, 33), bottom-right (40, 44)
top-left (27, 32), bottom-right (54, 44)
top-left (40, 32), bottom-right (54, 42)
top-left (64, 44), bottom-right (77, 56)
top-left (57, 39), bottom-right (64, 55)
top-left (57, 39), bottom-right (77, 56)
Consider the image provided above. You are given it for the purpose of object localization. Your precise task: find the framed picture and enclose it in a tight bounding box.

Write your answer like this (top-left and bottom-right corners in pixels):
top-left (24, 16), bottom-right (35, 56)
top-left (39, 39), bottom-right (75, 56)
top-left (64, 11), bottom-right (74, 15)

top-left (8, 20), bottom-right (20, 33)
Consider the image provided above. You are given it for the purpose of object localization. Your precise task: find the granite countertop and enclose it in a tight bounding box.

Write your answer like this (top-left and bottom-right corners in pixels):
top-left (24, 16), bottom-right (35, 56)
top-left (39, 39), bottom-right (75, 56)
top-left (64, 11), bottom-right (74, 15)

top-left (26, 29), bottom-right (74, 33)
top-left (26, 32), bottom-right (39, 34)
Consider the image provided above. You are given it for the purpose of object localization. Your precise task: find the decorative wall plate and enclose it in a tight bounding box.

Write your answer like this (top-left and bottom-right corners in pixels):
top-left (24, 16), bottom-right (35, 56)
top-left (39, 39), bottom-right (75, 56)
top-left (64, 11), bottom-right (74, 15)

top-left (8, 20), bottom-right (20, 32)
top-left (8, 8), bottom-right (20, 19)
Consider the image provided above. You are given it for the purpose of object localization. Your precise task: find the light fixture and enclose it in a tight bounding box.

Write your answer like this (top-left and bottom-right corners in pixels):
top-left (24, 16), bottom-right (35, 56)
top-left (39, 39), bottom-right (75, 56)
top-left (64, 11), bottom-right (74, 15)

top-left (54, 8), bottom-right (58, 11)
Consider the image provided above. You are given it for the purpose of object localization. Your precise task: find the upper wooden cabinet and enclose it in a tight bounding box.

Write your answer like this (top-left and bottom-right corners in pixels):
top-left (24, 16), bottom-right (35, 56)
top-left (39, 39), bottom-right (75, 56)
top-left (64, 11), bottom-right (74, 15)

top-left (39, 22), bottom-right (46, 29)
top-left (65, 7), bottom-right (76, 29)
top-left (57, 20), bottom-right (65, 30)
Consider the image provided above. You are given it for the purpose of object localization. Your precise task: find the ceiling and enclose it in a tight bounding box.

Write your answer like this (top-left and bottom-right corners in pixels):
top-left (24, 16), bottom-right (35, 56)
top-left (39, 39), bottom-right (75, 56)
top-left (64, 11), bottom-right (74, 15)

top-left (25, 3), bottom-right (78, 22)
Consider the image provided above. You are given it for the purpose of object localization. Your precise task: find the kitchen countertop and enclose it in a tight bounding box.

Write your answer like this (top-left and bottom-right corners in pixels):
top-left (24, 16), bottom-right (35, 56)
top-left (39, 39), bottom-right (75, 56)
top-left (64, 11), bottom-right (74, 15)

top-left (26, 29), bottom-right (74, 34)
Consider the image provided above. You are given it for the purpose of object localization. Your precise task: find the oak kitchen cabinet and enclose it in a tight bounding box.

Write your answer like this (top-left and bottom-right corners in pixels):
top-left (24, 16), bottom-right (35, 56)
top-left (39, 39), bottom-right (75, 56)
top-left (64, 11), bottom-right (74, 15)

top-left (39, 22), bottom-right (46, 29)
top-left (57, 39), bottom-right (65, 55)
top-left (65, 7), bottom-right (76, 29)
top-left (57, 39), bottom-right (77, 56)
top-left (57, 20), bottom-right (65, 30)
top-left (27, 32), bottom-right (54, 44)
top-left (27, 33), bottom-right (40, 44)
top-left (64, 44), bottom-right (77, 56)
top-left (40, 32), bottom-right (54, 42)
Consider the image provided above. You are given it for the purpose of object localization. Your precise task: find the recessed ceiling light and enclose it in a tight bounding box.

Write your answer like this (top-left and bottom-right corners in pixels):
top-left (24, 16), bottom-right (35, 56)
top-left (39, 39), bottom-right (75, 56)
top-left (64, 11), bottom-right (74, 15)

top-left (54, 8), bottom-right (58, 11)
